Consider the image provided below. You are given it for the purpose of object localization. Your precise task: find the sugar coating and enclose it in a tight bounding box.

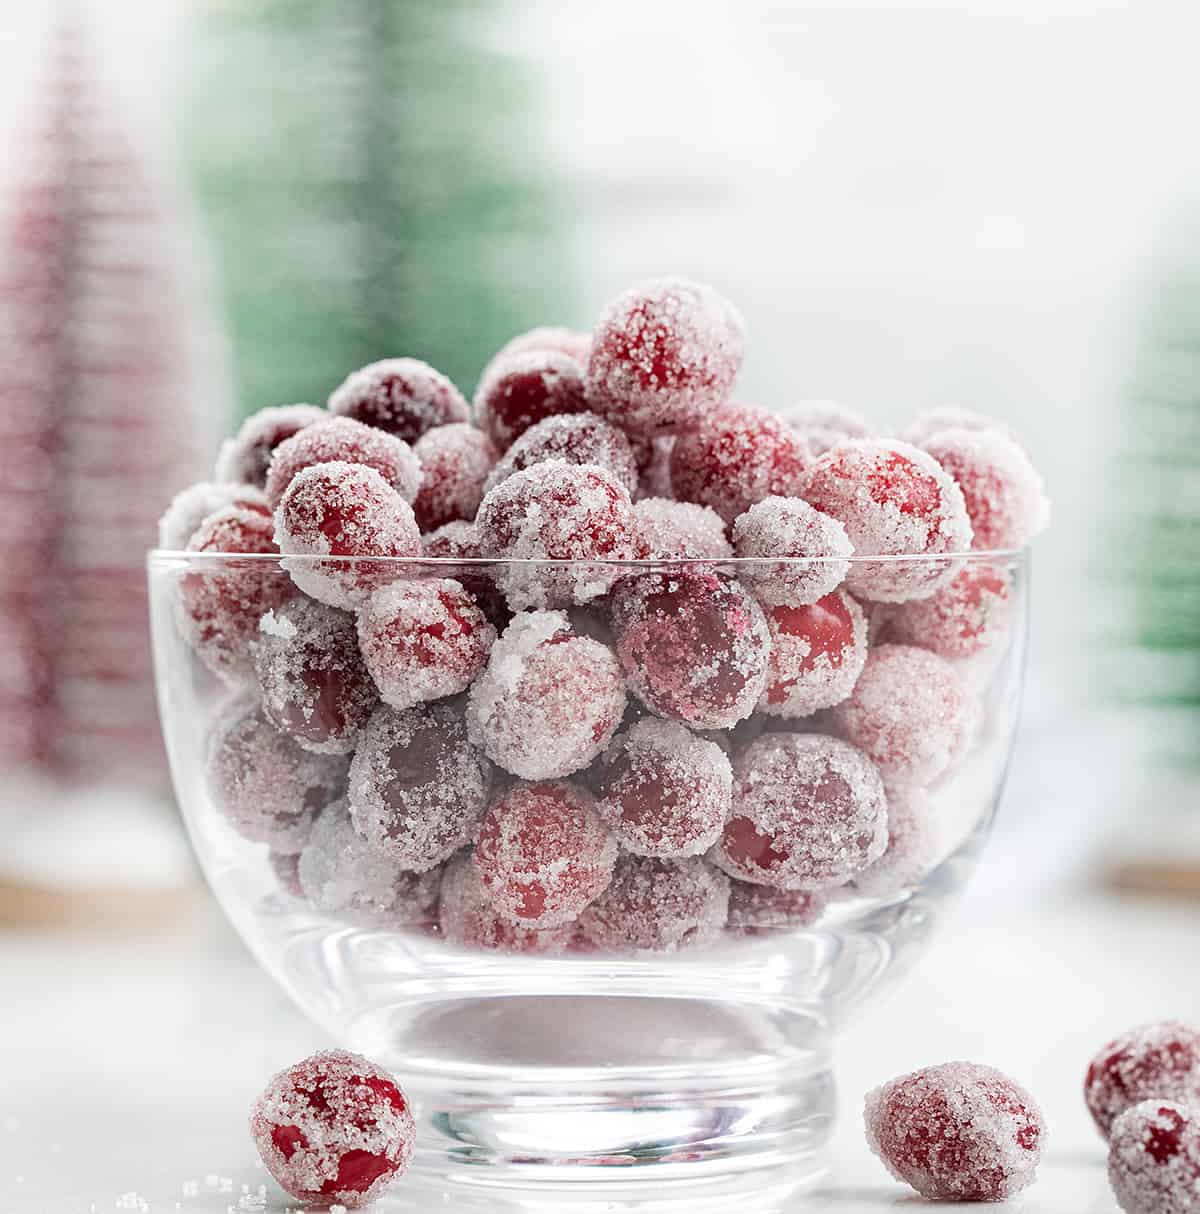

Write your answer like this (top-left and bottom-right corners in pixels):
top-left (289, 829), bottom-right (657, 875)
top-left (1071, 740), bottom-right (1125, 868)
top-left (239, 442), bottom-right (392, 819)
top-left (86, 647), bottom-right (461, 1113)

top-left (864, 1062), bottom-right (1045, 1201)
top-left (726, 880), bottom-right (827, 935)
top-left (923, 427), bottom-right (1050, 551)
top-left (438, 852), bottom-right (573, 954)
top-left (420, 521), bottom-right (511, 630)
top-left (732, 496), bottom-right (852, 606)
top-left (474, 349), bottom-right (589, 449)
top-left (759, 590), bottom-right (868, 718)
top-left (215, 404), bottom-right (326, 488)
top-left (902, 405), bottom-right (1013, 449)
top-left (587, 277), bottom-right (744, 436)
top-left (779, 399), bottom-right (872, 456)
top-left (634, 498), bottom-right (732, 560)
top-left (466, 610), bottom-right (626, 780)
top-left (179, 506), bottom-right (289, 681)
top-left (357, 578), bottom-right (496, 711)
top-left (472, 780), bottom-right (617, 928)
top-left (349, 702), bottom-right (492, 871)
top-left (1108, 1100), bottom-right (1200, 1214)
top-left (327, 357), bottom-right (470, 444)
top-left (710, 732), bottom-right (887, 890)
top-left (670, 403), bottom-right (811, 524)
top-left (1085, 1022), bottom-right (1200, 1139)
top-left (249, 1049), bottom-right (414, 1208)
top-left (483, 412), bottom-right (639, 498)
top-left (803, 439), bottom-right (973, 602)
top-left (888, 563), bottom-right (1013, 660)
top-left (411, 423), bottom-right (497, 531)
top-left (297, 798), bottom-right (443, 926)
top-left (476, 326), bottom-right (591, 397)
top-left (475, 461), bottom-right (640, 609)
top-left (158, 481), bottom-right (269, 549)
top-left (851, 785), bottom-right (937, 897)
top-left (588, 718), bottom-right (733, 857)
top-left (205, 696), bottom-right (347, 853)
top-left (575, 855), bottom-right (730, 952)
top-left (832, 644), bottom-right (971, 787)
top-left (274, 462), bottom-right (421, 609)
top-left (264, 416), bottom-right (422, 510)
top-left (612, 570), bottom-right (770, 730)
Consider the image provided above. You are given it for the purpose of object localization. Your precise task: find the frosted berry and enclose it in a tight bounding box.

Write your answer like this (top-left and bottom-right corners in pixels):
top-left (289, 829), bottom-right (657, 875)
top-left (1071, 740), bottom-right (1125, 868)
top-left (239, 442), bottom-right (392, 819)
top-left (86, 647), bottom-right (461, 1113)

top-left (475, 461), bottom-right (640, 609)
top-left (903, 405), bottom-right (1013, 449)
top-left (179, 506), bottom-right (290, 680)
top-left (710, 733), bottom-right (887, 890)
top-left (851, 786), bottom-right (937, 897)
top-left (466, 610), bottom-right (626, 780)
top-left (349, 703), bottom-right (492, 872)
top-left (264, 416), bottom-right (422, 510)
top-left (831, 644), bottom-right (971, 787)
top-left (438, 852), bottom-right (572, 954)
top-left (780, 399), bottom-right (872, 455)
top-left (298, 798), bottom-right (443, 926)
top-left (726, 880), bottom-right (826, 935)
top-left (759, 590), bottom-right (868, 718)
top-left (1108, 1100), bottom-right (1200, 1214)
top-left (474, 349), bottom-right (589, 449)
top-left (670, 403), bottom-right (811, 524)
top-left (250, 1049), bottom-right (415, 1208)
top-left (411, 423), bottom-right (497, 531)
top-left (274, 462), bottom-right (421, 610)
top-left (634, 498), bottom-right (731, 560)
top-left (158, 481), bottom-right (269, 549)
top-left (205, 697), bottom-right (346, 853)
top-left (923, 427), bottom-right (1050, 551)
top-left (888, 563), bottom-right (1013, 660)
top-left (483, 413), bottom-right (639, 498)
top-left (472, 780), bottom-right (617, 928)
top-left (803, 439), bottom-right (973, 601)
top-left (611, 570), bottom-right (770, 730)
top-left (575, 855), bottom-right (730, 952)
top-left (588, 718), bottom-right (732, 857)
top-left (732, 496), bottom-right (852, 607)
top-left (328, 356), bottom-right (470, 443)
top-left (357, 578), bottom-right (495, 711)
top-left (253, 598), bottom-right (378, 754)
top-left (587, 277), bottom-right (744, 436)
top-left (864, 1062), bottom-right (1045, 1202)
top-left (215, 403), bottom-right (326, 488)
top-left (1086, 1022), bottom-right (1200, 1139)
top-left (478, 326), bottom-right (591, 389)
top-left (420, 521), bottom-right (510, 630)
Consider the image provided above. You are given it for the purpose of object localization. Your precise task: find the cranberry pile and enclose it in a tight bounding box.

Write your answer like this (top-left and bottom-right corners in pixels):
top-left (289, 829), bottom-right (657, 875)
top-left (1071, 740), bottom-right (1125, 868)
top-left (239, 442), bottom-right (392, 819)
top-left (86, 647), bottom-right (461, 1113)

top-left (164, 276), bottom-right (1049, 957)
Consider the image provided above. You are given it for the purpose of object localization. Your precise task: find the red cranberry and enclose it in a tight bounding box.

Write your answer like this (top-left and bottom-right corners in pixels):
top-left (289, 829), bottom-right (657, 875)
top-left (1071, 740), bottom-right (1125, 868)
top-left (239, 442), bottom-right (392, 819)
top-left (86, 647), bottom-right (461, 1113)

top-left (1108, 1100), bottom-right (1200, 1214)
top-left (887, 562), bottom-right (1013, 660)
top-left (731, 495), bottom-right (851, 606)
top-left (327, 356), bottom-right (469, 443)
top-left (474, 349), bottom-right (588, 449)
top-left (1085, 1022), bottom-right (1200, 1139)
top-left (779, 399), bottom-right (872, 455)
top-left (411, 423), bottom-right (497, 531)
top-left (634, 498), bottom-right (731, 560)
top-left (483, 412), bottom-right (639, 498)
top-left (215, 403), bottom-right (326, 488)
top-left (158, 481), bottom-right (269, 550)
top-left (726, 880), bottom-right (827, 935)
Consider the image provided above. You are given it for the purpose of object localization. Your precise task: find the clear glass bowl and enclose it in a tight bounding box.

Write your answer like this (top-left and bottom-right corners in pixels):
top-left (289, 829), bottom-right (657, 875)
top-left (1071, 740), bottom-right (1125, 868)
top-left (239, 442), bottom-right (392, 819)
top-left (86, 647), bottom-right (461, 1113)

top-left (148, 550), bottom-right (1027, 1204)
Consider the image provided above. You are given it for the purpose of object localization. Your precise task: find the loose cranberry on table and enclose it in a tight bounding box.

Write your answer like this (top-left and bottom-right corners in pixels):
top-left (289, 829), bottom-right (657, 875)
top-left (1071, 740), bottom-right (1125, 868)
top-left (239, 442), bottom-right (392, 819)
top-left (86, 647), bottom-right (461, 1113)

top-left (1108, 1100), bottom-right (1200, 1214)
top-left (474, 348), bottom-right (589, 449)
top-left (215, 403), bottom-right (326, 488)
top-left (327, 356), bottom-right (470, 443)
top-left (1085, 1021), bottom-right (1200, 1139)
top-left (482, 412), bottom-right (639, 498)
top-left (250, 1049), bottom-right (415, 1208)
top-left (731, 495), bottom-right (852, 607)
top-left (410, 422), bottom-right (497, 531)
top-left (864, 1061), bottom-right (1045, 1201)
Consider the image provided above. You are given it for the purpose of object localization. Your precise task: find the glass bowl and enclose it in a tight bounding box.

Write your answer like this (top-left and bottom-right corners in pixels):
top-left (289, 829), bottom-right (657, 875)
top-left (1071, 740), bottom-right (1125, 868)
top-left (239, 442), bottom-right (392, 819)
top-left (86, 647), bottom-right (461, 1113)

top-left (148, 550), bottom-right (1027, 1203)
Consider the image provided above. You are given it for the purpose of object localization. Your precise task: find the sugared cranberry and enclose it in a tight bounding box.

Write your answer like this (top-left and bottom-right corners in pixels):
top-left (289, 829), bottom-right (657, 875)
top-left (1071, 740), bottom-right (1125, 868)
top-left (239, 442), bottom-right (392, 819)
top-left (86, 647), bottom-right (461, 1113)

top-left (586, 277), bottom-right (744, 436)
top-left (887, 563), bottom-right (1012, 660)
top-left (264, 416), bottom-right (421, 510)
top-left (634, 498), bottom-right (731, 560)
top-left (611, 570), bottom-right (770, 730)
top-left (758, 591), bottom-right (868, 719)
top-left (710, 732), bottom-right (887, 890)
top-left (851, 785), bottom-right (937, 897)
top-left (474, 349), bottom-right (589, 449)
top-left (158, 481), bottom-right (269, 550)
top-left (327, 356), bottom-right (469, 443)
top-left (475, 461), bottom-right (640, 609)
top-left (483, 413), bottom-right (639, 498)
top-left (215, 403), bottom-right (326, 488)
top-left (410, 423), bottom-right (497, 531)
top-left (575, 855), bottom-right (730, 952)
top-left (348, 702), bottom-right (492, 872)
top-left (357, 578), bottom-right (495, 711)
top-left (420, 521), bottom-right (510, 631)
top-left (726, 880), bottom-right (826, 935)
top-left (274, 462), bottom-right (421, 609)
top-left (670, 403), bottom-right (811, 524)
top-left (478, 326), bottom-right (591, 390)
top-left (864, 1062), bottom-right (1045, 1202)
top-left (1085, 1022), bottom-right (1200, 1139)
top-left (803, 439), bottom-right (973, 601)
top-left (732, 495), bottom-right (852, 606)
top-left (472, 780), bottom-right (617, 928)
top-left (250, 1049), bottom-right (415, 1208)
top-left (1108, 1100), bottom-right (1200, 1214)
top-left (588, 718), bottom-right (732, 857)
top-left (779, 400), bottom-right (872, 455)
top-left (253, 597), bottom-right (378, 754)
top-left (902, 405), bottom-right (1014, 449)
top-left (466, 610), bottom-right (626, 780)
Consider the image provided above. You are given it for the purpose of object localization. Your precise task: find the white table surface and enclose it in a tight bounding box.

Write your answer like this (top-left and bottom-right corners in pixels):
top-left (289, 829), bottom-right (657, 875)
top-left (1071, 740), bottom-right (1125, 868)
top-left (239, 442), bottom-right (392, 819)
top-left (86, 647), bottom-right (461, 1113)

top-left (0, 885), bottom-right (1193, 1213)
